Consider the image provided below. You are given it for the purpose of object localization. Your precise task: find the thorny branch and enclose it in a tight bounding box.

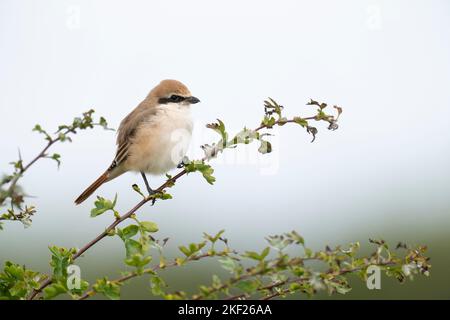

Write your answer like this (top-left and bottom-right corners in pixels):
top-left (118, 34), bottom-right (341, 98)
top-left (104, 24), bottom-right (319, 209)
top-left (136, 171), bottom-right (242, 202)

top-left (0, 110), bottom-right (111, 228)
top-left (0, 99), bottom-right (431, 301)
top-left (28, 98), bottom-right (343, 299)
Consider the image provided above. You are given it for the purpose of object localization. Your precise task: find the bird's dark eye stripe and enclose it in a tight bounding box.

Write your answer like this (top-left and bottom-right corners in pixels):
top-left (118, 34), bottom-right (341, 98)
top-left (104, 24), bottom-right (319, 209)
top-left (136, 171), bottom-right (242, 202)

top-left (158, 95), bottom-right (186, 104)
top-left (171, 95), bottom-right (185, 102)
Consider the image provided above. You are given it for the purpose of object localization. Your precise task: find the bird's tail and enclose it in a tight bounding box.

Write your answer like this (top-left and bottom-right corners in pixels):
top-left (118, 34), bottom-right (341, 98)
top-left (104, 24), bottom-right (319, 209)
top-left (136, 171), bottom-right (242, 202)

top-left (75, 171), bottom-right (109, 205)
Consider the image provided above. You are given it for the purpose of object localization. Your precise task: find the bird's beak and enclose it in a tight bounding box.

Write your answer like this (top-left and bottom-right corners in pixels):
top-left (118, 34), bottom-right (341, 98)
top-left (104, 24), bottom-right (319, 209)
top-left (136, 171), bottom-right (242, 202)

top-left (187, 96), bottom-right (200, 104)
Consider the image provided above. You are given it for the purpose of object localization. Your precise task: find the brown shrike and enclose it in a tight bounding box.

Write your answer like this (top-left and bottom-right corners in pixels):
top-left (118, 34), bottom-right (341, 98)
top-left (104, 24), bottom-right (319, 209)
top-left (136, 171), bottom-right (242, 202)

top-left (75, 79), bottom-right (200, 205)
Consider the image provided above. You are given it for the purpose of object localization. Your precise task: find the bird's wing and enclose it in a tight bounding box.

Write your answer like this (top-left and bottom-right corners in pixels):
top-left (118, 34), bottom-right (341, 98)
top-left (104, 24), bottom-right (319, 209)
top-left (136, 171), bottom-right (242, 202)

top-left (108, 101), bottom-right (159, 171)
top-left (108, 141), bottom-right (130, 171)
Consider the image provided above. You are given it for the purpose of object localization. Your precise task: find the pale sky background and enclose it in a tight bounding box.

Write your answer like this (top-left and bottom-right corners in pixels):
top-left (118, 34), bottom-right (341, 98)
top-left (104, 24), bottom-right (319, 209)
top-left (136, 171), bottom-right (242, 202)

top-left (1, 0), bottom-right (449, 298)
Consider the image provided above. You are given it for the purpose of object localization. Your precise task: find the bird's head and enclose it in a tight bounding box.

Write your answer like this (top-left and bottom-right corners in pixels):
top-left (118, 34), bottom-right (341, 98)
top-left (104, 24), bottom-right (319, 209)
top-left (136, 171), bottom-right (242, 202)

top-left (149, 79), bottom-right (200, 108)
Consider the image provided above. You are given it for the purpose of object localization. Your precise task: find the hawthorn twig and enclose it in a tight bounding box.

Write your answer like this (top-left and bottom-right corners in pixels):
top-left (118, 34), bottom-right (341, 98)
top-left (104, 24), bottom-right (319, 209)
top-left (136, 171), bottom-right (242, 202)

top-left (1, 110), bottom-right (111, 227)
top-left (1, 137), bottom-right (59, 207)
top-left (259, 262), bottom-right (396, 300)
top-left (29, 100), bottom-right (341, 299)
top-left (77, 251), bottom-right (228, 300)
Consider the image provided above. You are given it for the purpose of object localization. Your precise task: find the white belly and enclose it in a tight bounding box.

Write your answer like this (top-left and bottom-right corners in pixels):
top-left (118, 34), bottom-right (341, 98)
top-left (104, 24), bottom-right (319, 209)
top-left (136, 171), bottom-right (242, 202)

top-left (126, 105), bottom-right (193, 174)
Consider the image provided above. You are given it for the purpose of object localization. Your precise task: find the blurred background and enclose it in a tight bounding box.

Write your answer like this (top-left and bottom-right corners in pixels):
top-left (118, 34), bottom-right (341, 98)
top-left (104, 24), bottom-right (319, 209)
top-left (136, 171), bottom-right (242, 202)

top-left (1, 0), bottom-right (449, 299)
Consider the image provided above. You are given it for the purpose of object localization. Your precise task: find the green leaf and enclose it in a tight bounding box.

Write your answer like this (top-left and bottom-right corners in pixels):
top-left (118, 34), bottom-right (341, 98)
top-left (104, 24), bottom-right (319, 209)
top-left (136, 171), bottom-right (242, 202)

top-left (99, 116), bottom-right (110, 129)
top-left (262, 116), bottom-right (276, 128)
top-left (206, 119), bottom-right (228, 144)
top-left (212, 275), bottom-right (222, 289)
top-left (335, 284), bottom-right (352, 294)
top-left (125, 254), bottom-right (152, 268)
top-left (304, 247), bottom-right (313, 258)
top-left (150, 276), bottom-right (167, 296)
top-left (289, 231), bottom-right (305, 245)
top-left (290, 282), bottom-right (302, 291)
top-left (179, 246), bottom-right (191, 257)
top-left (43, 282), bottom-right (67, 300)
top-left (175, 258), bottom-right (185, 266)
top-left (218, 257), bottom-right (236, 274)
top-left (68, 279), bottom-right (89, 297)
top-left (9, 282), bottom-right (28, 298)
top-left (0, 261), bottom-right (46, 299)
top-left (58, 132), bottom-right (70, 142)
top-left (232, 128), bottom-right (258, 145)
top-left (90, 194), bottom-right (117, 218)
top-left (264, 98), bottom-right (284, 118)
top-left (132, 184), bottom-right (145, 197)
top-left (185, 161), bottom-right (216, 185)
top-left (244, 251), bottom-right (262, 261)
top-left (125, 239), bottom-right (142, 258)
top-left (260, 247), bottom-right (270, 260)
top-left (306, 99), bottom-right (320, 106)
top-left (32, 124), bottom-right (51, 141)
top-left (119, 225), bottom-right (139, 241)
top-left (140, 221), bottom-right (159, 233)
top-left (155, 192), bottom-right (173, 200)
top-left (293, 117), bottom-right (308, 127)
top-left (93, 278), bottom-right (121, 300)
top-left (50, 153), bottom-right (61, 168)
top-left (315, 109), bottom-right (328, 120)
top-left (32, 124), bottom-right (43, 133)
top-left (4, 262), bottom-right (24, 279)
top-left (236, 280), bottom-right (259, 293)
top-left (189, 243), bottom-right (199, 253)
top-left (49, 246), bottom-right (76, 282)
top-left (200, 166), bottom-right (216, 185)
top-left (244, 247), bottom-right (270, 261)
top-left (204, 230), bottom-right (225, 243)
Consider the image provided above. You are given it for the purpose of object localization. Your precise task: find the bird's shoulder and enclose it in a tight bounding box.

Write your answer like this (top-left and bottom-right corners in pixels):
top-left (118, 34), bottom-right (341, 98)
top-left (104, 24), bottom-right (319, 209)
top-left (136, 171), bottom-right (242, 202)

top-left (116, 99), bottom-right (159, 147)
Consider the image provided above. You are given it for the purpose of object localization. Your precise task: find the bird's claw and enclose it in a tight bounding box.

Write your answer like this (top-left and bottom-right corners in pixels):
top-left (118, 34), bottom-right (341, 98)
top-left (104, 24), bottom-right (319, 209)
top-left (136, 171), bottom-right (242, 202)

top-left (147, 189), bottom-right (162, 206)
top-left (177, 156), bottom-right (190, 169)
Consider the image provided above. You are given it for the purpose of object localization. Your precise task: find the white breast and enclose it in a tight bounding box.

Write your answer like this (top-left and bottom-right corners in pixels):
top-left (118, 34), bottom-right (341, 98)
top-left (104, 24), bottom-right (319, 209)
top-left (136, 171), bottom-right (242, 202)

top-left (126, 104), bottom-right (193, 175)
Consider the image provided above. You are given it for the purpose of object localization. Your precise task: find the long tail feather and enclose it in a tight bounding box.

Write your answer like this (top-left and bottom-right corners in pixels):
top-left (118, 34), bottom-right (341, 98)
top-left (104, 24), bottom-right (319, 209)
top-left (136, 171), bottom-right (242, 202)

top-left (75, 172), bottom-right (109, 205)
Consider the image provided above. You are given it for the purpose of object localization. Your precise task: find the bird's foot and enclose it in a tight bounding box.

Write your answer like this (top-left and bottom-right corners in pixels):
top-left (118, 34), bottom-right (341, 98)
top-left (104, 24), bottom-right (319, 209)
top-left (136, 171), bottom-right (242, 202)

top-left (177, 156), bottom-right (190, 169)
top-left (146, 188), bottom-right (163, 206)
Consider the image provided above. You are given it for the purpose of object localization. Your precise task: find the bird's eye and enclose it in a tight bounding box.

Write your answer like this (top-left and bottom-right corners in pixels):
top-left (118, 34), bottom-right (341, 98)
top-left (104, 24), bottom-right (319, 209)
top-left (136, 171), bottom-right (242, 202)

top-left (169, 95), bottom-right (184, 102)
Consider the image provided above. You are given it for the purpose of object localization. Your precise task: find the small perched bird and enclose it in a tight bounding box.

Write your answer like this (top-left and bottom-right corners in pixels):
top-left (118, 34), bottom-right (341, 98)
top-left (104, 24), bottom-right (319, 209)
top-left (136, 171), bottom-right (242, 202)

top-left (75, 79), bottom-right (200, 205)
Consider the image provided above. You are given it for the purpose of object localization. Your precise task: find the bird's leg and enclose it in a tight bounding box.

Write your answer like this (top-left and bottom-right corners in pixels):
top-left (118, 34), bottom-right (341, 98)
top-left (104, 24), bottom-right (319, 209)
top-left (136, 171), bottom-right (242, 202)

top-left (141, 172), bottom-right (154, 194)
top-left (140, 172), bottom-right (159, 205)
